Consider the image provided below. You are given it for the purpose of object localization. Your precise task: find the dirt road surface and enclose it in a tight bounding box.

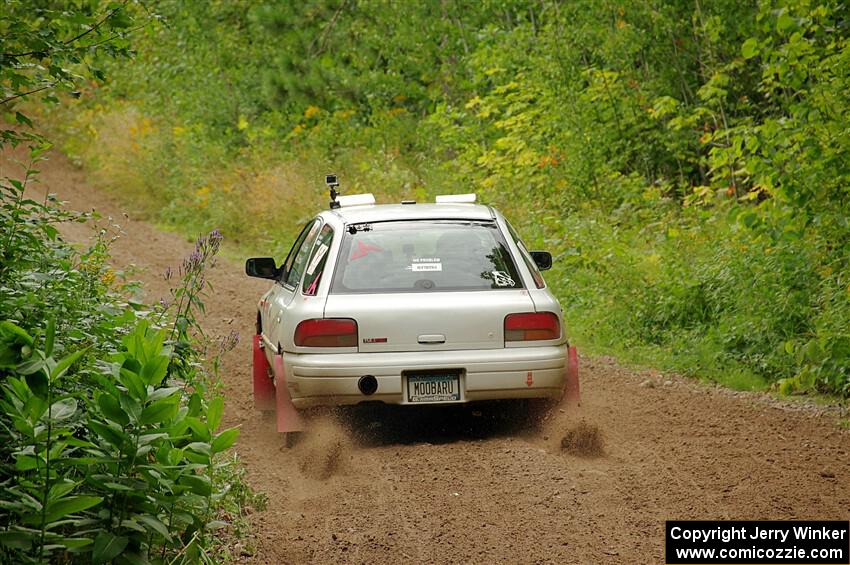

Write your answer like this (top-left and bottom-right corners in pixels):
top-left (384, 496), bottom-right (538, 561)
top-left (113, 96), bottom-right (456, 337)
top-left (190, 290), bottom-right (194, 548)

top-left (6, 146), bottom-right (849, 564)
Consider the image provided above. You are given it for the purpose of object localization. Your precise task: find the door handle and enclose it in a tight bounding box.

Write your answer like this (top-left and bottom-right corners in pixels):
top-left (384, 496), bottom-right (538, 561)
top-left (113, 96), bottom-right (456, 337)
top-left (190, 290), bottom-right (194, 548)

top-left (418, 334), bottom-right (445, 344)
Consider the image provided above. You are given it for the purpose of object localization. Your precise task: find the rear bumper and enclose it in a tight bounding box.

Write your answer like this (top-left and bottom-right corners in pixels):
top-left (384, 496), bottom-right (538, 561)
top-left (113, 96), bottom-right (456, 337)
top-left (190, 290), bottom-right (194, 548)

top-left (278, 345), bottom-right (567, 408)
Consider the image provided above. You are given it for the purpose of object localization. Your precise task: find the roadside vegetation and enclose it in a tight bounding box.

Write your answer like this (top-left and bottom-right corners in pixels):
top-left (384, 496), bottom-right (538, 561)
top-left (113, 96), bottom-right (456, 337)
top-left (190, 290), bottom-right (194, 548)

top-left (39, 0), bottom-right (850, 399)
top-left (1, 2), bottom-right (256, 562)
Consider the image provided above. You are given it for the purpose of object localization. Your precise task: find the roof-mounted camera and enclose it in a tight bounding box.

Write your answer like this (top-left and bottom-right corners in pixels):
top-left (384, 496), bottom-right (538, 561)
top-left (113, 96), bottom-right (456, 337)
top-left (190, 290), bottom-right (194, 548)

top-left (326, 174), bottom-right (340, 209)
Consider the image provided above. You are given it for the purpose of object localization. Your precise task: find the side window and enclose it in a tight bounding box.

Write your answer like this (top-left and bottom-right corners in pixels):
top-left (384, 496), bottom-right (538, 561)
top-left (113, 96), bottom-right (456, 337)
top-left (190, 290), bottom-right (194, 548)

top-left (282, 220), bottom-right (321, 288)
top-left (302, 225), bottom-right (334, 295)
top-left (506, 221), bottom-right (546, 289)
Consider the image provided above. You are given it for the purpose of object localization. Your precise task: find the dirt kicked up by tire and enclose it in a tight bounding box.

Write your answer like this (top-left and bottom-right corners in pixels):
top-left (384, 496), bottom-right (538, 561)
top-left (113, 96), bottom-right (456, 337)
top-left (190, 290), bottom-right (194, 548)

top-left (17, 146), bottom-right (850, 564)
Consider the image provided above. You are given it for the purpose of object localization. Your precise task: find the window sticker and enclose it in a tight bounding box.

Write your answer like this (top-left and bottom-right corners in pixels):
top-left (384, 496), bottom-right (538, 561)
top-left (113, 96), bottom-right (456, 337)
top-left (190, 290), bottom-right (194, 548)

top-left (491, 270), bottom-right (516, 287)
top-left (411, 263), bottom-right (443, 272)
top-left (306, 243), bottom-right (329, 275)
top-left (408, 257), bottom-right (442, 272)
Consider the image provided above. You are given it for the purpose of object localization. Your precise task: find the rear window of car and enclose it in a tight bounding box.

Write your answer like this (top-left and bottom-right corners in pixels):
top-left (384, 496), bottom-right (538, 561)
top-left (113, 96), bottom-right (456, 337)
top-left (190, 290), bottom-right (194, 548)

top-left (330, 220), bottom-right (524, 293)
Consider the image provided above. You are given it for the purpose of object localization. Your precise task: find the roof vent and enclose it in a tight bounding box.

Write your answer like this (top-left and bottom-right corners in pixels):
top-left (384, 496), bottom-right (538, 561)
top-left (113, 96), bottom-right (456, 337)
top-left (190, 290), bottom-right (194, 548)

top-left (336, 193), bottom-right (376, 207)
top-left (435, 193), bottom-right (476, 204)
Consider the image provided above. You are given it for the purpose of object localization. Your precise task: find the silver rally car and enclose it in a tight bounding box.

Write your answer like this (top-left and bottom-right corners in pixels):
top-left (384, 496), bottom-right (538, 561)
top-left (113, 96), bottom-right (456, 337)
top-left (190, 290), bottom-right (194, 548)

top-left (246, 186), bottom-right (570, 411)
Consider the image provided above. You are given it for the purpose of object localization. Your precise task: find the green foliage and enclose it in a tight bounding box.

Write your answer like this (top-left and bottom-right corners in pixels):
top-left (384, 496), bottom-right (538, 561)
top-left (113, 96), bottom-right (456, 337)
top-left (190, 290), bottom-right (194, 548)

top-left (47, 0), bottom-right (850, 397)
top-left (0, 0), bottom-right (145, 148)
top-left (1, 155), bottom-right (247, 562)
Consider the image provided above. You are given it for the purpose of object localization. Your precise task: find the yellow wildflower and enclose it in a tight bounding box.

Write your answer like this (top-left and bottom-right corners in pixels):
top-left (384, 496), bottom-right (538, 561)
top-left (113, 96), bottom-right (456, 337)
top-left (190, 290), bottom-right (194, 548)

top-left (101, 269), bottom-right (116, 287)
top-left (304, 105), bottom-right (321, 119)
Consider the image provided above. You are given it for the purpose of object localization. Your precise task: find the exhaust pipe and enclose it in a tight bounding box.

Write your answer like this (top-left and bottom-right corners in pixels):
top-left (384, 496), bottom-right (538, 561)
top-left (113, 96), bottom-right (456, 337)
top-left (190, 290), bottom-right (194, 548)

top-left (358, 375), bottom-right (378, 396)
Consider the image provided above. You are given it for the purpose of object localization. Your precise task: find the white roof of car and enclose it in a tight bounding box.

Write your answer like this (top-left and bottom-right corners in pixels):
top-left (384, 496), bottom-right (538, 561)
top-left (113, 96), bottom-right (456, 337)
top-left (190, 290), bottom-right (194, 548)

top-left (328, 203), bottom-right (494, 223)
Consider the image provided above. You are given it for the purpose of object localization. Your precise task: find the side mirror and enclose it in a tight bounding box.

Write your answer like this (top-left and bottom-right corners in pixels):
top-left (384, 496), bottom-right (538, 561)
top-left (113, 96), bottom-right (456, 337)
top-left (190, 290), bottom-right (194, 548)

top-left (245, 257), bottom-right (279, 279)
top-left (530, 251), bottom-right (552, 271)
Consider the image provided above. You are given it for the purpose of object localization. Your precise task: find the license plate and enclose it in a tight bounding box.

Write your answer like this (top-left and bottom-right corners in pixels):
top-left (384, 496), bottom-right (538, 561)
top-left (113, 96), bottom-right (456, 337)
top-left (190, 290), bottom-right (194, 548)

top-left (406, 372), bottom-right (461, 403)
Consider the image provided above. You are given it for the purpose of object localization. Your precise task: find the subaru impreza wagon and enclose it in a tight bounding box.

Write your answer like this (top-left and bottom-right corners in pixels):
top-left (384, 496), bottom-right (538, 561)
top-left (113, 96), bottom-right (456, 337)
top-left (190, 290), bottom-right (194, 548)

top-left (246, 188), bottom-right (574, 413)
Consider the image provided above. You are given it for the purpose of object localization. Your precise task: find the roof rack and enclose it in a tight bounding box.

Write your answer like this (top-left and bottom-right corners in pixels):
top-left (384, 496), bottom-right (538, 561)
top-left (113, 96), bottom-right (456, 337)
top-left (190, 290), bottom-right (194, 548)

top-left (435, 193), bottom-right (476, 203)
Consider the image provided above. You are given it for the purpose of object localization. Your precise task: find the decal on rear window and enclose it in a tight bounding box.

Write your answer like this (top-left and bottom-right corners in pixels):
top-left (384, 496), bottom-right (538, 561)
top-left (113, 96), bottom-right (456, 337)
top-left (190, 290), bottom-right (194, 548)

top-left (490, 270), bottom-right (516, 287)
top-left (411, 263), bottom-right (442, 272)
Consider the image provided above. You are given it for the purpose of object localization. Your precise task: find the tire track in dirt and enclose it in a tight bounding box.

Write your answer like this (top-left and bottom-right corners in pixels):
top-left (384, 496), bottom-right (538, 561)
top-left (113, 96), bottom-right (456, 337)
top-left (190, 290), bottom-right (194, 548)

top-left (7, 146), bottom-right (849, 564)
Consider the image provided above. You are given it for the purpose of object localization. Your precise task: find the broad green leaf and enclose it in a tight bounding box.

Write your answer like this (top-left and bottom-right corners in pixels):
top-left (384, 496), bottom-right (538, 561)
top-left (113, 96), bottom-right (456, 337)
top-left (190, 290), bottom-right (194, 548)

top-left (24, 495), bottom-right (102, 525)
top-left (179, 474), bottom-right (211, 496)
top-left (25, 394), bottom-right (48, 421)
top-left (138, 432), bottom-right (168, 446)
top-left (15, 454), bottom-right (40, 471)
top-left (185, 416), bottom-right (210, 441)
top-left (103, 482), bottom-right (133, 491)
top-left (92, 532), bottom-right (128, 564)
top-left (121, 357), bottom-right (142, 375)
top-left (741, 38), bottom-right (759, 59)
top-left (47, 397), bottom-right (78, 421)
top-left (187, 392), bottom-right (202, 416)
top-left (47, 479), bottom-right (77, 502)
top-left (97, 394), bottom-right (129, 426)
top-left (185, 441), bottom-right (211, 455)
top-left (58, 537), bottom-right (94, 550)
top-left (119, 367), bottom-right (146, 401)
top-left (135, 514), bottom-right (173, 542)
top-left (207, 396), bottom-right (224, 431)
top-left (140, 355), bottom-right (169, 387)
top-left (148, 386), bottom-right (180, 402)
top-left (50, 347), bottom-right (90, 382)
top-left (118, 393), bottom-right (142, 422)
top-left (119, 519), bottom-right (146, 533)
top-left (211, 427), bottom-right (239, 454)
top-left (139, 397), bottom-right (178, 425)
top-left (89, 420), bottom-right (127, 450)
top-left (776, 11), bottom-right (795, 33)
top-left (16, 357), bottom-right (46, 376)
top-left (0, 321), bottom-right (34, 347)
top-left (0, 530), bottom-right (35, 550)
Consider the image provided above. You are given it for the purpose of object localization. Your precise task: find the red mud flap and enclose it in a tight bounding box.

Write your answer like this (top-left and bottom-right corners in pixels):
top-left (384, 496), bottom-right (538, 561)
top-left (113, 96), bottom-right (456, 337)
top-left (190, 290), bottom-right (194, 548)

top-left (252, 335), bottom-right (276, 412)
top-left (563, 345), bottom-right (580, 407)
top-left (273, 354), bottom-right (305, 433)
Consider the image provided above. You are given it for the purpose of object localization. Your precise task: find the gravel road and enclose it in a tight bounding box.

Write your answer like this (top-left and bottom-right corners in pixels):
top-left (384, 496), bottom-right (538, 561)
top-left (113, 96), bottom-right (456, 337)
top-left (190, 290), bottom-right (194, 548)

top-left (11, 147), bottom-right (849, 564)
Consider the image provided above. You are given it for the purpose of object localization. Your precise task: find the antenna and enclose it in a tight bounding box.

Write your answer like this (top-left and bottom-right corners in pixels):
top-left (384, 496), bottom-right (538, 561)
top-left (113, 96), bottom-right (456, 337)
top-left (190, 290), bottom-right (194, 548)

top-left (325, 174), bottom-right (340, 209)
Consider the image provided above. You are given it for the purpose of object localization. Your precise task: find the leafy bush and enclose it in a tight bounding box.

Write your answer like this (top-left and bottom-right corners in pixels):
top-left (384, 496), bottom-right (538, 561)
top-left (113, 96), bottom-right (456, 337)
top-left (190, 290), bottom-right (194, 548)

top-left (0, 156), bottom-right (244, 562)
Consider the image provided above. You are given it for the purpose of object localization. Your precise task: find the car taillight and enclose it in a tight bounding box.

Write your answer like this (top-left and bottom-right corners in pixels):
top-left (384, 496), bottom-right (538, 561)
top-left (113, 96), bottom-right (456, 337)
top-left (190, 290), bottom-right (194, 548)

top-left (504, 312), bottom-right (560, 341)
top-left (294, 318), bottom-right (358, 347)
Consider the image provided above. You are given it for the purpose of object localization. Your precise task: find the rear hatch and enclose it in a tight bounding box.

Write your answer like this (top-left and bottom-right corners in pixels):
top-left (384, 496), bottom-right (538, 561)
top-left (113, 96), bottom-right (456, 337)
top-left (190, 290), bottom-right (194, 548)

top-left (324, 290), bottom-right (535, 352)
top-left (325, 218), bottom-right (533, 352)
